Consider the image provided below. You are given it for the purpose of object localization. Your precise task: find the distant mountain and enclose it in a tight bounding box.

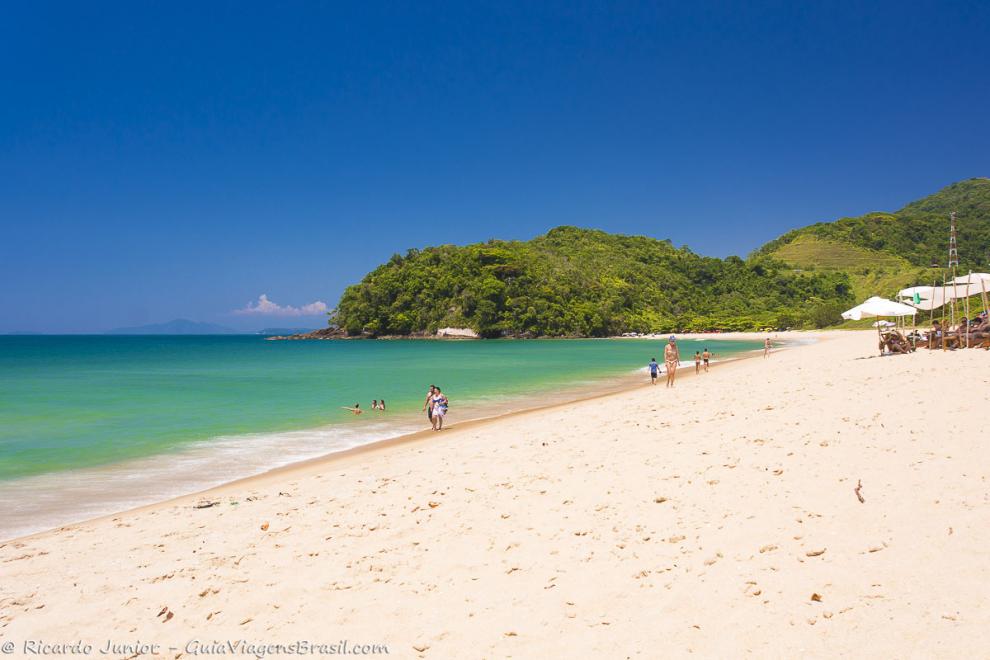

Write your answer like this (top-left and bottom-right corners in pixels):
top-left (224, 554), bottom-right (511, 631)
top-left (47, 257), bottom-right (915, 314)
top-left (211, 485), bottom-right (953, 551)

top-left (105, 319), bottom-right (242, 335)
top-left (255, 327), bottom-right (318, 336)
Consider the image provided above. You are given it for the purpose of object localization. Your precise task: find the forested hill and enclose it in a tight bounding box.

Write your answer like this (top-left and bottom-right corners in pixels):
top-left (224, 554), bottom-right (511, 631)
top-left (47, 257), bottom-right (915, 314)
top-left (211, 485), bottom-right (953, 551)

top-left (332, 227), bottom-right (853, 337)
top-left (756, 178), bottom-right (990, 270)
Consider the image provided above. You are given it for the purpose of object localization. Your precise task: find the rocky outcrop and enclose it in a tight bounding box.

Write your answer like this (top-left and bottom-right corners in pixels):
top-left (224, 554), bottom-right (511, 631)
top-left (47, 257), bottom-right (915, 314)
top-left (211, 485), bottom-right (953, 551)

top-left (436, 327), bottom-right (480, 338)
top-left (265, 327), bottom-right (347, 341)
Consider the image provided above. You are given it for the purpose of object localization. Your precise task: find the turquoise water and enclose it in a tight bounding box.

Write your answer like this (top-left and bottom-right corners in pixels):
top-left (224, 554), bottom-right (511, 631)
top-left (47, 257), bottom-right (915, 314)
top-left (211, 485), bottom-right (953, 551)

top-left (0, 335), bottom-right (761, 538)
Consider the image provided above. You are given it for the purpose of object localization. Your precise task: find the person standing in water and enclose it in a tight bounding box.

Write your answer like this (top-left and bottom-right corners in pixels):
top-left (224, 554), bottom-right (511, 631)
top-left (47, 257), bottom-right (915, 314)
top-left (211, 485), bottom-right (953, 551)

top-left (702, 348), bottom-right (711, 372)
top-left (664, 336), bottom-right (680, 388)
top-left (379, 399), bottom-right (386, 411)
top-left (648, 358), bottom-right (660, 385)
top-left (423, 385), bottom-right (436, 424)
top-left (694, 351), bottom-right (702, 374)
top-left (764, 337), bottom-right (772, 358)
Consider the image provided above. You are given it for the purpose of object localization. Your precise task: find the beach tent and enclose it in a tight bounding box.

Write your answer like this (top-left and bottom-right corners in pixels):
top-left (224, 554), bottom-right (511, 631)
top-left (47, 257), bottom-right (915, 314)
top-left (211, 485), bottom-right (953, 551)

top-left (841, 297), bottom-right (918, 321)
top-left (897, 273), bottom-right (990, 311)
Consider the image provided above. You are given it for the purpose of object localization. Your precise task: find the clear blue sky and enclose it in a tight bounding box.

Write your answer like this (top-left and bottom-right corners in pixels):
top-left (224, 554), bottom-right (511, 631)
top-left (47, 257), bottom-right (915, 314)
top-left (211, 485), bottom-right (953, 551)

top-left (2, 1), bottom-right (989, 333)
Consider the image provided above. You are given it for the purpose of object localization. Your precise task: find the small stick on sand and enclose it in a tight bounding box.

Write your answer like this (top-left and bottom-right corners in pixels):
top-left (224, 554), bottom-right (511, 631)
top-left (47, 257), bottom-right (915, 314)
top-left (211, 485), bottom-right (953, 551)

top-left (854, 480), bottom-right (865, 504)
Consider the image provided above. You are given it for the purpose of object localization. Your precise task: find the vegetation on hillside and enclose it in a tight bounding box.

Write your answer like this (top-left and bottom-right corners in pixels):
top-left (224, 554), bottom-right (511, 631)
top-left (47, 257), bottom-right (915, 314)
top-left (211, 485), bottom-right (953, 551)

top-left (756, 178), bottom-right (990, 270)
top-left (763, 235), bottom-right (929, 302)
top-left (332, 226), bottom-right (854, 337)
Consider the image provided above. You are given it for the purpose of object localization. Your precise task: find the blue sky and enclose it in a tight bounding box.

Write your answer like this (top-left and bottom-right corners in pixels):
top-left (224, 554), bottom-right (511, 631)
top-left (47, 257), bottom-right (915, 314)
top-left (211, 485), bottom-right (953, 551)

top-left (2, 1), bottom-right (989, 333)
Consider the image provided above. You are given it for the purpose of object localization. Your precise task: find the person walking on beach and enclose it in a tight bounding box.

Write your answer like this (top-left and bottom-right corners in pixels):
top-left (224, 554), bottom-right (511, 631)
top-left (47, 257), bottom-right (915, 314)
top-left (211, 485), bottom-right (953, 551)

top-left (423, 385), bottom-right (436, 424)
top-left (648, 358), bottom-right (660, 385)
top-left (702, 348), bottom-right (711, 372)
top-left (431, 387), bottom-right (448, 431)
top-left (664, 336), bottom-right (680, 388)
top-left (764, 337), bottom-right (773, 358)
top-left (694, 351), bottom-right (702, 374)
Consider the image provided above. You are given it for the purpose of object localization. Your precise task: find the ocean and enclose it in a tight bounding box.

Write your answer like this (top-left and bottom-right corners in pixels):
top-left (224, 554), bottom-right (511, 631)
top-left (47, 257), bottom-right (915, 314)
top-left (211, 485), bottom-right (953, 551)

top-left (0, 335), bottom-right (763, 539)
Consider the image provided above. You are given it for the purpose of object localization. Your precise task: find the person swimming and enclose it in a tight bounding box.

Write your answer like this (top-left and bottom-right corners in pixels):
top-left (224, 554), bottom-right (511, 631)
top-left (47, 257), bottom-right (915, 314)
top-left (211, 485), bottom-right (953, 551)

top-left (341, 403), bottom-right (363, 415)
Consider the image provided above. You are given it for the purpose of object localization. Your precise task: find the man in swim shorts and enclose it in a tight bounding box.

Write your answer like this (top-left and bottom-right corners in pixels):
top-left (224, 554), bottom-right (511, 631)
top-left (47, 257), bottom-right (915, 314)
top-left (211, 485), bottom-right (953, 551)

top-left (702, 348), bottom-right (711, 372)
top-left (423, 384), bottom-right (436, 423)
top-left (664, 336), bottom-right (680, 388)
top-left (648, 358), bottom-right (659, 385)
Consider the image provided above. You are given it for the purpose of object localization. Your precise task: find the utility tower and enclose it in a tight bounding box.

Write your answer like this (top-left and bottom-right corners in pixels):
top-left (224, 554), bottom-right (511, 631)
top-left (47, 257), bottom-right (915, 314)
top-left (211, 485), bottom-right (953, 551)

top-left (948, 211), bottom-right (959, 268)
top-left (947, 212), bottom-right (959, 326)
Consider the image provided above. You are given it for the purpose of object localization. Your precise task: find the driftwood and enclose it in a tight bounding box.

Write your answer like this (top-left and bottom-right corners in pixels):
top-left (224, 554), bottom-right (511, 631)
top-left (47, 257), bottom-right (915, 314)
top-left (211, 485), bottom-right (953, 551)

top-left (194, 500), bottom-right (219, 509)
top-left (854, 480), bottom-right (865, 504)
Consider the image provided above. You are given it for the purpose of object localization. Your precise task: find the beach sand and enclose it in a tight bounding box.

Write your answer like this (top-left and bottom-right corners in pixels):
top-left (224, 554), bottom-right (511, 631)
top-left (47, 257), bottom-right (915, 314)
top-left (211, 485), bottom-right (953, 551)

top-left (2, 330), bottom-right (989, 657)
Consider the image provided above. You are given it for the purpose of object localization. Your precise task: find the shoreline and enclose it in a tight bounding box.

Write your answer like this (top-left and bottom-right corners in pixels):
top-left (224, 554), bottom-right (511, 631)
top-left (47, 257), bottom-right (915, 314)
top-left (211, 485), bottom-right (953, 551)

top-left (6, 334), bottom-right (793, 545)
top-left (6, 329), bottom-right (987, 655)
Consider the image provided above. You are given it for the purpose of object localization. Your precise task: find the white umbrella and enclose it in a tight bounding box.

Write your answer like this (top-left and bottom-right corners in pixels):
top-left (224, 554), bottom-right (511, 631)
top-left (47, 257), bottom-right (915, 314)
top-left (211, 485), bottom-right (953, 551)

top-left (843, 297), bottom-right (918, 356)
top-left (898, 274), bottom-right (990, 311)
top-left (872, 320), bottom-right (896, 328)
top-left (842, 297), bottom-right (919, 321)
top-left (951, 273), bottom-right (990, 286)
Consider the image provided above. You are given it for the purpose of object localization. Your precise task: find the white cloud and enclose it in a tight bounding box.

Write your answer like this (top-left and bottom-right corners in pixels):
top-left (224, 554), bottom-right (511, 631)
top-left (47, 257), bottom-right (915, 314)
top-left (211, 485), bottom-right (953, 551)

top-left (234, 294), bottom-right (329, 317)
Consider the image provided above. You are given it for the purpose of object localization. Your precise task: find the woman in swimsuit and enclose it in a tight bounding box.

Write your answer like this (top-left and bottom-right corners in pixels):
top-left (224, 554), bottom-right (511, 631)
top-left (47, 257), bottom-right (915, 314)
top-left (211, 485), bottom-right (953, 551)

top-left (664, 336), bottom-right (680, 388)
top-left (431, 388), bottom-right (448, 431)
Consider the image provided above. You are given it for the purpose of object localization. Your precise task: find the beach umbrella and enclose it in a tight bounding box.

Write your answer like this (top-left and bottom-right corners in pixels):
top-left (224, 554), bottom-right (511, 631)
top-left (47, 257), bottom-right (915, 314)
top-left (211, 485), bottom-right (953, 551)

top-left (872, 320), bottom-right (896, 328)
top-left (841, 297), bottom-right (918, 321)
top-left (843, 297), bottom-right (918, 356)
top-left (898, 274), bottom-right (990, 312)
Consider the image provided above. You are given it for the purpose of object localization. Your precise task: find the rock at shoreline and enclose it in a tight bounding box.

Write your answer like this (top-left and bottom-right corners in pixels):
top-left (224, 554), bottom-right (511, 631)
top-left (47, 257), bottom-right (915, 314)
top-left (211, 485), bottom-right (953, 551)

top-left (266, 327), bottom-right (345, 341)
top-left (436, 327), bottom-right (480, 338)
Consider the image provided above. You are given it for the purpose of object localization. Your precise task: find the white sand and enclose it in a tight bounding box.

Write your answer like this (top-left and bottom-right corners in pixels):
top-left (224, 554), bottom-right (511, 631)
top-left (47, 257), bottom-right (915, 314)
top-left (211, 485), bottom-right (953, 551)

top-left (2, 331), bottom-right (989, 657)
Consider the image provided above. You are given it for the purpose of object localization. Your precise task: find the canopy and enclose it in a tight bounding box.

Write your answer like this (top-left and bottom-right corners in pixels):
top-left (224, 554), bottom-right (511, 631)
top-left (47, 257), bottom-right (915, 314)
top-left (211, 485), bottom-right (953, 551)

top-left (872, 320), bottom-right (896, 328)
top-left (842, 296), bottom-right (919, 321)
top-left (897, 273), bottom-right (990, 311)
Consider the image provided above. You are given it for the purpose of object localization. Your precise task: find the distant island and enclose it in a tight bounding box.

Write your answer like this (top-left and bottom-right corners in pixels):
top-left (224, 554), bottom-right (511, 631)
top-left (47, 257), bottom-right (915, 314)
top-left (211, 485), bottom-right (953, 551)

top-left (255, 327), bottom-right (318, 336)
top-left (104, 319), bottom-right (320, 336)
top-left (105, 319), bottom-right (242, 335)
top-left (307, 178), bottom-right (987, 339)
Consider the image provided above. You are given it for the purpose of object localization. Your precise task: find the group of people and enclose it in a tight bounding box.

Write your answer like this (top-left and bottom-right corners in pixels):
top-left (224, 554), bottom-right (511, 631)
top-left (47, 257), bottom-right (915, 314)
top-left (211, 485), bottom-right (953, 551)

top-left (423, 384), bottom-right (449, 431)
top-left (647, 337), bottom-right (716, 387)
top-left (342, 387), bottom-right (451, 430)
top-left (923, 312), bottom-right (990, 350)
top-left (341, 399), bottom-right (387, 415)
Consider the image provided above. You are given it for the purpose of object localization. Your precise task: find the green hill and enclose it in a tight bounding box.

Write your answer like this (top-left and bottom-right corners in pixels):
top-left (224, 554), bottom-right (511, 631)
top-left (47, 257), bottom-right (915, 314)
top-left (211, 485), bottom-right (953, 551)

top-left (758, 178), bottom-right (990, 268)
top-left (333, 226), bottom-right (853, 337)
top-left (756, 178), bottom-right (990, 303)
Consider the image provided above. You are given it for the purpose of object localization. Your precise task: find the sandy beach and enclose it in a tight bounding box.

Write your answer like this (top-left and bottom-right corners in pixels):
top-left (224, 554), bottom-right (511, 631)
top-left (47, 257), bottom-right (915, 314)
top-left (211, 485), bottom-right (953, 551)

top-left (3, 330), bottom-right (989, 658)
